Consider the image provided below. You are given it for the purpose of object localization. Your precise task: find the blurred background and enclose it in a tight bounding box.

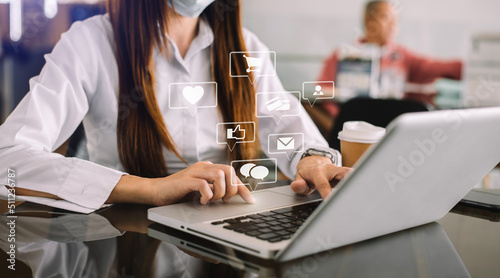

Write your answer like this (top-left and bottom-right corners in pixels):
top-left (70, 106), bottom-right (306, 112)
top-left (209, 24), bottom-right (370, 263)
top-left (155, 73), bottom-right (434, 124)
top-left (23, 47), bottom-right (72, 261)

top-left (0, 0), bottom-right (105, 123)
top-left (2, 0), bottom-right (500, 123)
top-left (243, 0), bottom-right (500, 91)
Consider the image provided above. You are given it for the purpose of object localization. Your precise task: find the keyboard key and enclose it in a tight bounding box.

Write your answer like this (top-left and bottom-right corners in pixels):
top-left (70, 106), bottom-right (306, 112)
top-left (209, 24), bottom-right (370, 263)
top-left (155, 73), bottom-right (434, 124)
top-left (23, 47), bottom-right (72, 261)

top-left (287, 227), bottom-right (298, 233)
top-left (245, 230), bottom-right (261, 237)
top-left (211, 221), bottom-right (224, 225)
top-left (276, 230), bottom-right (291, 236)
top-left (262, 217), bottom-right (276, 221)
top-left (268, 221), bottom-right (281, 226)
top-left (251, 219), bottom-right (264, 224)
top-left (281, 223), bottom-right (295, 229)
top-left (260, 228), bottom-right (273, 234)
top-left (255, 223), bottom-right (270, 228)
top-left (281, 235), bottom-right (292, 240)
top-left (278, 218), bottom-right (292, 224)
top-left (257, 232), bottom-right (280, 240)
top-left (235, 216), bottom-right (247, 221)
top-left (257, 212), bottom-right (276, 217)
top-left (223, 219), bottom-right (240, 224)
top-left (224, 222), bottom-right (253, 230)
top-left (234, 225), bottom-right (258, 233)
top-left (292, 221), bottom-right (304, 226)
top-left (268, 237), bottom-right (283, 243)
top-left (246, 214), bottom-right (262, 219)
top-left (270, 226), bottom-right (283, 231)
top-left (270, 207), bottom-right (294, 214)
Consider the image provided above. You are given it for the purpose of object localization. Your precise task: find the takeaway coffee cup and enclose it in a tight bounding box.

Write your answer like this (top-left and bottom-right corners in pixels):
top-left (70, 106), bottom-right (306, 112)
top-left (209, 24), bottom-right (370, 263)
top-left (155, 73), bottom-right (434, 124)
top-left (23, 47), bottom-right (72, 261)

top-left (338, 121), bottom-right (386, 167)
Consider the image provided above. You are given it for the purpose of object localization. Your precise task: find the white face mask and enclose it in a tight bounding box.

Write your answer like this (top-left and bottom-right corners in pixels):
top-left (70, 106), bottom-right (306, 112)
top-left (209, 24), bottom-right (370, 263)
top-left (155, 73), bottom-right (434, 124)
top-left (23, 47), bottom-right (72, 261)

top-left (169, 0), bottom-right (215, 18)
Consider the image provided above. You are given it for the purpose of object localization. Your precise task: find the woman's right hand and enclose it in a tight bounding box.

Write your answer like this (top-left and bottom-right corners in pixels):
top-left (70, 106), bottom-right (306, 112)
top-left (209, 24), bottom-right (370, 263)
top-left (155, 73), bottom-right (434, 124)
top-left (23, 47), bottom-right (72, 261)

top-left (150, 161), bottom-right (255, 206)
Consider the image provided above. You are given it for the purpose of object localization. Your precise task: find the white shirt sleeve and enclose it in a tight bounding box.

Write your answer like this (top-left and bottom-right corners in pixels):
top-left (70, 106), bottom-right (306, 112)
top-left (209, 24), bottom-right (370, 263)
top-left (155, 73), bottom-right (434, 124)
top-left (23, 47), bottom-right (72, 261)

top-left (243, 29), bottom-right (339, 179)
top-left (0, 19), bottom-right (125, 213)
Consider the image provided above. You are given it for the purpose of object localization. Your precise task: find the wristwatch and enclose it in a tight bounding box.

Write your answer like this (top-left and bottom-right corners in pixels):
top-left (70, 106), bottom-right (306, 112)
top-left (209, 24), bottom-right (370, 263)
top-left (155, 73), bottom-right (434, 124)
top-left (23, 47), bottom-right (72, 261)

top-left (300, 148), bottom-right (341, 166)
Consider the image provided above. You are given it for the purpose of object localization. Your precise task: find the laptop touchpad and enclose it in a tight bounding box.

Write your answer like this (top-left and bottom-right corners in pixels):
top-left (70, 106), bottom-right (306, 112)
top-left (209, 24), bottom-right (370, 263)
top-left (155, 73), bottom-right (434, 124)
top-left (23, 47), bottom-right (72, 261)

top-left (152, 190), bottom-right (313, 224)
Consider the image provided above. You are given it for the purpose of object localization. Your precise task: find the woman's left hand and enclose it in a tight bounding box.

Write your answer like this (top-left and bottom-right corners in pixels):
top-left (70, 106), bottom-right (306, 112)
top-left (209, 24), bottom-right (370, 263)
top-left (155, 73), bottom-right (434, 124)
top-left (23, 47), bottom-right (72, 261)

top-left (290, 156), bottom-right (353, 199)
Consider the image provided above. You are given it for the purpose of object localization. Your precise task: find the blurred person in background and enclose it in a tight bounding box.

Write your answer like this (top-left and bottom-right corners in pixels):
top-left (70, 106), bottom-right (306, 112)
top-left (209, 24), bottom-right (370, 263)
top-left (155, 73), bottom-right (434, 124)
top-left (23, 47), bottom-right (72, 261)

top-left (311, 0), bottom-right (462, 134)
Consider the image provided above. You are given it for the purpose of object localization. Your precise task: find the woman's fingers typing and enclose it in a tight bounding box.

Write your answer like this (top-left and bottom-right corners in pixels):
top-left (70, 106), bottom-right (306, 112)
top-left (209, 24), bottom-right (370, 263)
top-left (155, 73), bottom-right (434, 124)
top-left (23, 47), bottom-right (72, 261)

top-left (189, 162), bottom-right (254, 204)
top-left (236, 184), bottom-right (256, 204)
top-left (292, 156), bottom-right (353, 200)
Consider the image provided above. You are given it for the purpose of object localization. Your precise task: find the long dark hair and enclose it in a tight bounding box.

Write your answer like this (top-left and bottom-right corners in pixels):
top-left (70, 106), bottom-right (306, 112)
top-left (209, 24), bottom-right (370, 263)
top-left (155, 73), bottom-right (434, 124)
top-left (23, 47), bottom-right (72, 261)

top-left (107, 0), bottom-right (259, 178)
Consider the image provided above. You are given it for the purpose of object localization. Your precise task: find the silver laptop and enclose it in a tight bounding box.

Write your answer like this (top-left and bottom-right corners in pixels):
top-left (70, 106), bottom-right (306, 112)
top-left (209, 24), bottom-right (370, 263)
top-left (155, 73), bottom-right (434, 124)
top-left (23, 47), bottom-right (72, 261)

top-left (148, 107), bottom-right (500, 261)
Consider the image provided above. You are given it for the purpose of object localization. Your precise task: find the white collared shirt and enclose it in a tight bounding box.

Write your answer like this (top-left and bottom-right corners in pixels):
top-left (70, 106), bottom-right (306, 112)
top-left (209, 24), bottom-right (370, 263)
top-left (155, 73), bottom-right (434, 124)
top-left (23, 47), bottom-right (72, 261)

top-left (0, 15), bottom-right (333, 213)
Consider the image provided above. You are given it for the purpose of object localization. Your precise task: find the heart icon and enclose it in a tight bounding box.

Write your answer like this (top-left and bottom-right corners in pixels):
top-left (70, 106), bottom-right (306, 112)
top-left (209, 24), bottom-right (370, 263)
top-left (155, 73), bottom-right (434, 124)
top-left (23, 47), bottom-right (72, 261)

top-left (182, 85), bottom-right (204, 105)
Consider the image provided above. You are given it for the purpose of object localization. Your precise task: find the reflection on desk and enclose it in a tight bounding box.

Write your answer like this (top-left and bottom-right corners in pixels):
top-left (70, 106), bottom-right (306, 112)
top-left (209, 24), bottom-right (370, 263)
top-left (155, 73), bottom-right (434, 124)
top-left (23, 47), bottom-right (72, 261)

top-left (1, 202), bottom-right (499, 277)
top-left (149, 221), bottom-right (469, 278)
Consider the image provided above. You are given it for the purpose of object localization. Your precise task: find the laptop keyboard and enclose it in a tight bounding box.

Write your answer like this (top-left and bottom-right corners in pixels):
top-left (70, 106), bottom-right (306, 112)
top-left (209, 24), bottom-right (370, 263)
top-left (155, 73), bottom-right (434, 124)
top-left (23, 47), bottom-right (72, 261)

top-left (211, 201), bottom-right (321, 243)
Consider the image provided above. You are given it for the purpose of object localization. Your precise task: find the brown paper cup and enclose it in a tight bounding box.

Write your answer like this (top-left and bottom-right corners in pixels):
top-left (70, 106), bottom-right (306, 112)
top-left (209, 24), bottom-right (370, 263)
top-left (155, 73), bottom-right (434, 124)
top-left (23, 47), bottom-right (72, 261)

top-left (338, 121), bottom-right (386, 167)
top-left (341, 140), bottom-right (374, 167)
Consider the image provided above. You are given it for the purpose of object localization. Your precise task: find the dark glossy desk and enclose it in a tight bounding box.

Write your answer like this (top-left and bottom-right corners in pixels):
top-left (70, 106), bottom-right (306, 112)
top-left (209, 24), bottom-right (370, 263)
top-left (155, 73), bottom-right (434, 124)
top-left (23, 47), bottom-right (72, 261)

top-left (1, 199), bottom-right (499, 278)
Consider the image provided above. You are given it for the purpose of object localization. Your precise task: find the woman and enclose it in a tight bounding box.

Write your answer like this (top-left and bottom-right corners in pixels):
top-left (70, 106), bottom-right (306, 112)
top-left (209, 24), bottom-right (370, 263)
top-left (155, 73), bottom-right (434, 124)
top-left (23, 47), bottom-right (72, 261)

top-left (0, 0), bottom-right (350, 213)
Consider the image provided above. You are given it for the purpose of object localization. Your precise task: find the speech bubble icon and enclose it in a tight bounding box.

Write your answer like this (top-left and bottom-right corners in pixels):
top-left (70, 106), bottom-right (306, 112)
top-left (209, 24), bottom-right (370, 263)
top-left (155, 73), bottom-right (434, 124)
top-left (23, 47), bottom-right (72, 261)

top-left (250, 166), bottom-right (269, 180)
top-left (239, 163), bottom-right (256, 178)
top-left (216, 121), bottom-right (256, 151)
top-left (229, 51), bottom-right (276, 84)
top-left (231, 158), bottom-right (277, 191)
top-left (256, 92), bottom-right (301, 124)
top-left (268, 133), bottom-right (305, 160)
top-left (169, 82), bottom-right (217, 116)
top-left (302, 81), bottom-right (334, 107)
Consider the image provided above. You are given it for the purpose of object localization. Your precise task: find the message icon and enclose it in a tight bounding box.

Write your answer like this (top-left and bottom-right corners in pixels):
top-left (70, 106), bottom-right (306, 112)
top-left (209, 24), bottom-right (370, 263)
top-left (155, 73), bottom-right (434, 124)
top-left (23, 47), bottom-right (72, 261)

top-left (302, 81), bottom-right (334, 106)
top-left (169, 82), bottom-right (217, 116)
top-left (256, 92), bottom-right (301, 123)
top-left (268, 133), bottom-right (304, 160)
top-left (230, 51), bottom-right (276, 84)
top-left (277, 137), bottom-right (294, 150)
top-left (216, 121), bottom-right (256, 151)
top-left (231, 158), bottom-right (277, 191)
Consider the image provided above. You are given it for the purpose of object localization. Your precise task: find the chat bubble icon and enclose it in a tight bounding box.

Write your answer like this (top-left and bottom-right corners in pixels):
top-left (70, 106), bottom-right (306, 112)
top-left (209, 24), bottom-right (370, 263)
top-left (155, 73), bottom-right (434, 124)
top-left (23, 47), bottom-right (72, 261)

top-left (239, 163), bottom-right (256, 178)
top-left (256, 92), bottom-right (301, 124)
top-left (229, 51), bottom-right (276, 84)
top-left (302, 81), bottom-right (334, 107)
top-left (268, 133), bottom-right (304, 160)
top-left (216, 121), bottom-right (256, 151)
top-left (169, 82), bottom-right (217, 116)
top-left (250, 166), bottom-right (269, 180)
top-left (231, 158), bottom-right (277, 191)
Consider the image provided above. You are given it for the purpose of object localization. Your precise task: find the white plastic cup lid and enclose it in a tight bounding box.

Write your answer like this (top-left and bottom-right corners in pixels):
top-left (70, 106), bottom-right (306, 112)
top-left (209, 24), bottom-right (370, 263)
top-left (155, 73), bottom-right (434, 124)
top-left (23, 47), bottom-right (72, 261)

top-left (338, 121), bottom-right (386, 144)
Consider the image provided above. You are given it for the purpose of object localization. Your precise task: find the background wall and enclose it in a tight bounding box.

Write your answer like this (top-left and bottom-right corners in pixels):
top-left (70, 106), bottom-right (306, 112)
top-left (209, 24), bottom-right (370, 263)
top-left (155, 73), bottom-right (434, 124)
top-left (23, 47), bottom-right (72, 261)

top-left (241, 0), bottom-right (500, 91)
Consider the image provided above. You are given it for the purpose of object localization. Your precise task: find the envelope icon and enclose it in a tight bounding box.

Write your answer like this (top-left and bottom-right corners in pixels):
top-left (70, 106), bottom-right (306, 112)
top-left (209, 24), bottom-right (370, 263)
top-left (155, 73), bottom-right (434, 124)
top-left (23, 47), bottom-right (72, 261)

top-left (277, 137), bottom-right (295, 150)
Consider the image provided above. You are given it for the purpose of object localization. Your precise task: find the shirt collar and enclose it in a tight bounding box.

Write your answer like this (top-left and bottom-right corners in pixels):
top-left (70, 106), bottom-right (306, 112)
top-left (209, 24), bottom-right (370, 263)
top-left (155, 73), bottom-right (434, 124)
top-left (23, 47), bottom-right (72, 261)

top-left (165, 16), bottom-right (214, 63)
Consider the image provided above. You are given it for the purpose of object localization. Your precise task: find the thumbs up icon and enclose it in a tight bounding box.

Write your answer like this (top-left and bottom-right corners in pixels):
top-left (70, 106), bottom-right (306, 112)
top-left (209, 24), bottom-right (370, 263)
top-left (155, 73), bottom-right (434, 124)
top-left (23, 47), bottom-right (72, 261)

top-left (226, 125), bottom-right (246, 140)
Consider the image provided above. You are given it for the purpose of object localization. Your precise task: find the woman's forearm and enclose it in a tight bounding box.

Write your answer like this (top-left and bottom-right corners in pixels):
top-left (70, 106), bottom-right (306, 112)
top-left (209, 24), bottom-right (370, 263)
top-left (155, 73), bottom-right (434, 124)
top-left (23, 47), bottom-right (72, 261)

top-left (10, 175), bottom-right (155, 206)
top-left (106, 175), bottom-right (155, 205)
